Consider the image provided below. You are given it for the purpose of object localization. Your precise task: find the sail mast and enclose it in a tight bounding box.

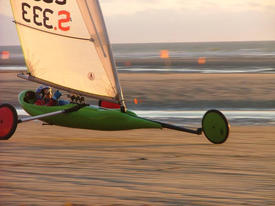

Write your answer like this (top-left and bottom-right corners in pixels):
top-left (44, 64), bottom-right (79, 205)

top-left (93, 0), bottom-right (126, 109)
top-left (79, 0), bottom-right (126, 109)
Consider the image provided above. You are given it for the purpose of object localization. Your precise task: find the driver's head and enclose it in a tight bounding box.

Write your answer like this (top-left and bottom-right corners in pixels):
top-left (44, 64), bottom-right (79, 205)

top-left (43, 87), bottom-right (52, 99)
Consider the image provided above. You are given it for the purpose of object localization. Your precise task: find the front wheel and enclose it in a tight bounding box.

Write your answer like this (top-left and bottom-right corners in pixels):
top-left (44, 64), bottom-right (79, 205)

top-left (202, 110), bottom-right (230, 144)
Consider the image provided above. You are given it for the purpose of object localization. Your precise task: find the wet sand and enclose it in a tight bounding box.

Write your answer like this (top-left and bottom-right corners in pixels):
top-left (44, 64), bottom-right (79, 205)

top-left (0, 72), bottom-right (275, 205)
top-left (0, 122), bottom-right (275, 205)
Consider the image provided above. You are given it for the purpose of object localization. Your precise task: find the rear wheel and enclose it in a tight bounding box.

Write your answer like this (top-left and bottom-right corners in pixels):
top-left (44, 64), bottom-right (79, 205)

top-left (0, 104), bottom-right (18, 140)
top-left (202, 110), bottom-right (230, 144)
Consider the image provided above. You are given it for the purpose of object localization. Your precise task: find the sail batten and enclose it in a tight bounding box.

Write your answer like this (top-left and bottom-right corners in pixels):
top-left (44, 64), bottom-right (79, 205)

top-left (10, 0), bottom-right (123, 104)
top-left (13, 21), bottom-right (94, 42)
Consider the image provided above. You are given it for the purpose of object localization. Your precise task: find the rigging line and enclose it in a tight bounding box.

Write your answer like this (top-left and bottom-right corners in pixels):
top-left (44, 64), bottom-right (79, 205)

top-left (83, 0), bottom-right (107, 57)
top-left (13, 21), bottom-right (94, 42)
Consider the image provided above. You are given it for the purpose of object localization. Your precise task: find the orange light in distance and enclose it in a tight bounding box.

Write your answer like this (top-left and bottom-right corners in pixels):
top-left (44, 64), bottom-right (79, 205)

top-left (1, 51), bottom-right (10, 60)
top-left (134, 98), bottom-right (138, 104)
top-left (198, 57), bottom-right (206, 64)
top-left (160, 50), bottom-right (169, 59)
top-left (124, 61), bottom-right (132, 67)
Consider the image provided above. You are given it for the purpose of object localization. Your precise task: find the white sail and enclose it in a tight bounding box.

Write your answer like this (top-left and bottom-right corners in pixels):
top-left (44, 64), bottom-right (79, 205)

top-left (10, 0), bottom-right (123, 103)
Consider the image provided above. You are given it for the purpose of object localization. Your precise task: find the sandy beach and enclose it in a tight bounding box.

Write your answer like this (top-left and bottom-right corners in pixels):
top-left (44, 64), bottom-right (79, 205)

top-left (0, 72), bottom-right (275, 205)
top-left (0, 122), bottom-right (274, 205)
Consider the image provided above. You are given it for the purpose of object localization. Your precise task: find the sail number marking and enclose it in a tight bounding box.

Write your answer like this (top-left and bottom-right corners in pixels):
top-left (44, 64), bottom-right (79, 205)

top-left (34, 0), bottom-right (66, 5)
top-left (21, 2), bottom-right (70, 31)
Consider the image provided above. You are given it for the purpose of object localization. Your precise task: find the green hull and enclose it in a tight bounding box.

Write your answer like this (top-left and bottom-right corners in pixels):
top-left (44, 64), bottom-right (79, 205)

top-left (19, 90), bottom-right (162, 131)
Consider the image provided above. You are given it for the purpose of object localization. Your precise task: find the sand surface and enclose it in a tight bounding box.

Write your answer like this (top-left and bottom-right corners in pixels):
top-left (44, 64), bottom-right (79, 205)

top-left (0, 72), bottom-right (275, 205)
top-left (0, 122), bottom-right (274, 205)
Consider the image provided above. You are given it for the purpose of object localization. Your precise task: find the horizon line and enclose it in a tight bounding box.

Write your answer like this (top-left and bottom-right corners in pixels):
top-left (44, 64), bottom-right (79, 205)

top-left (1, 39), bottom-right (275, 47)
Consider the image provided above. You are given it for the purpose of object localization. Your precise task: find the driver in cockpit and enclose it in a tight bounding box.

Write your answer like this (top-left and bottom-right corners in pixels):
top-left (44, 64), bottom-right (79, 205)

top-left (34, 85), bottom-right (62, 106)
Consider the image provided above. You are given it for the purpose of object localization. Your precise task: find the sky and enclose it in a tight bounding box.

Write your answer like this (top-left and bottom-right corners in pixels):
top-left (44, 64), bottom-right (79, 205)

top-left (0, 0), bottom-right (275, 45)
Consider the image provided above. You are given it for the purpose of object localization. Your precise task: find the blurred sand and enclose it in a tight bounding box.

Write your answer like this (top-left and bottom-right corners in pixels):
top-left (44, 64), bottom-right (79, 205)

top-left (1, 72), bottom-right (275, 108)
top-left (0, 122), bottom-right (274, 205)
top-left (0, 72), bottom-right (275, 205)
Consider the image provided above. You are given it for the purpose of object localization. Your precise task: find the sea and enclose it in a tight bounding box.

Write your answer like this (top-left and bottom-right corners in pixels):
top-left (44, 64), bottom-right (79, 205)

top-left (1, 41), bottom-right (275, 126)
top-left (1, 41), bottom-right (275, 73)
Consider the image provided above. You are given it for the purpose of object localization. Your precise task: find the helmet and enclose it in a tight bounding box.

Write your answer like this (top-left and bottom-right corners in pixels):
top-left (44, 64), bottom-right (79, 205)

top-left (36, 85), bottom-right (50, 93)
